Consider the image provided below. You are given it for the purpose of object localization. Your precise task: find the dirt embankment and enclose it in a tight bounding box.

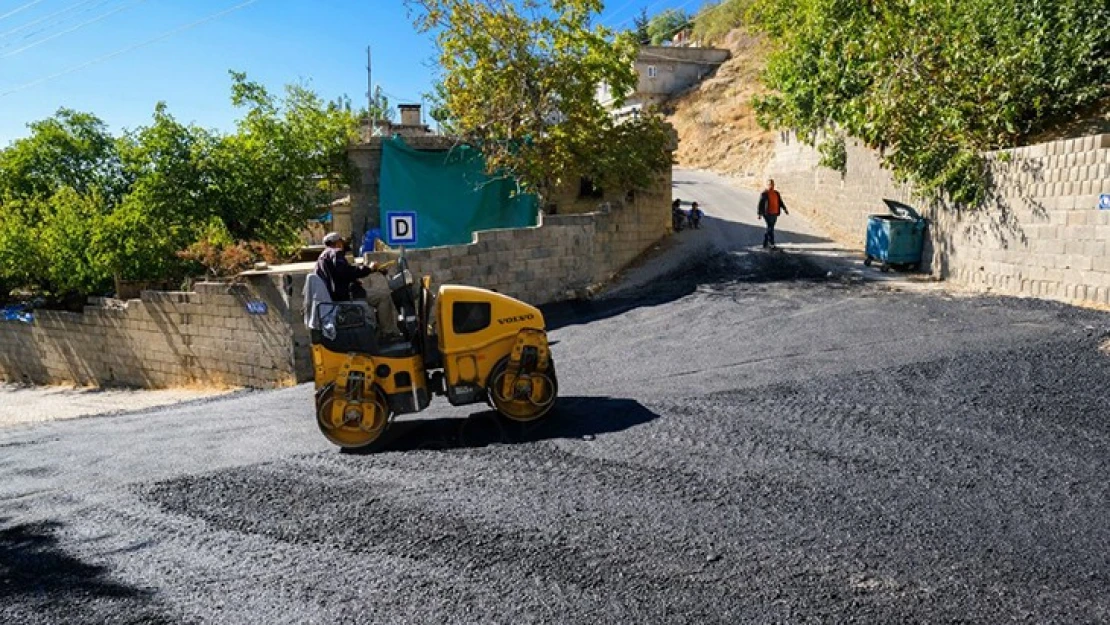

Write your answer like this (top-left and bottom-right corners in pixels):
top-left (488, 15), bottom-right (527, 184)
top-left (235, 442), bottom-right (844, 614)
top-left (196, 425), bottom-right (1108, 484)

top-left (663, 29), bottom-right (1108, 191)
top-left (662, 30), bottom-right (775, 189)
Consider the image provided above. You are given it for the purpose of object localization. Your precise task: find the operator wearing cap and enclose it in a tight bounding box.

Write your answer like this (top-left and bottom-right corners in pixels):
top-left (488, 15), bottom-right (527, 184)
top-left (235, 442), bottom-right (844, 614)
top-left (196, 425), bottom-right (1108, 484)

top-left (315, 232), bottom-right (385, 301)
top-left (315, 232), bottom-right (400, 337)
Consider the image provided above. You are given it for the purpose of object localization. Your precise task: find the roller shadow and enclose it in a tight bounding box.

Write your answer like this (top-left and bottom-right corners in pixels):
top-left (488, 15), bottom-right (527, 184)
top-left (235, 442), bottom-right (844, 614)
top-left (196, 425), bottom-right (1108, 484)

top-left (344, 396), bottom-right (657, 453)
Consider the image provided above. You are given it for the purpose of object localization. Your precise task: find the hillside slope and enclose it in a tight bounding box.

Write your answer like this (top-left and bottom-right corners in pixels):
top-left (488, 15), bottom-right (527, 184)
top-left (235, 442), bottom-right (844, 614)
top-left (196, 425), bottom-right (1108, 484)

top-left (662, 30), bottom-right (774, 188)
top-left (664, 28), bottom-right (1107, 192)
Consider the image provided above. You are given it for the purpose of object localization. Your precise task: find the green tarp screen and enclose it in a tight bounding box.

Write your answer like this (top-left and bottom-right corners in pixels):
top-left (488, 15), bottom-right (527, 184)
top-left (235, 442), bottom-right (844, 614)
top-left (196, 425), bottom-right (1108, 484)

top-left (378, 137), bottom-right (538, 248)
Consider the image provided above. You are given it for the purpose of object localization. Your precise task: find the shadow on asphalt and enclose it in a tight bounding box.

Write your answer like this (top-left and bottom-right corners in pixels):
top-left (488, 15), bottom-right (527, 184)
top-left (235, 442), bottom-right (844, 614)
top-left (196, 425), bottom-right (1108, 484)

top-left (0, 519), bottom-right (170, 623)
top-left (542, 215), bottom-right (833, 331)
top-left (345, 396), bottom-right (657, 453)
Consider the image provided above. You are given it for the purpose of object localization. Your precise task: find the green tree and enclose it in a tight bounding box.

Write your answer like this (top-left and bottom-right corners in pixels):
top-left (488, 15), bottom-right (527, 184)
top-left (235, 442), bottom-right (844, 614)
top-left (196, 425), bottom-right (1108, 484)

top-left (368, 87), bottom-right (395, 122)
top-left (0, 109), bottom-right (125, 204)
top-left (632, 7), bottom-right (651, 44)
top-left (424, 81), bottom-right (455, 134)
top-left (0, 198), bottom-right (48, 296)
top-left (0, 110), bottom-right (123, 300)
top-left (210, 71), bottom-right (360, 243)
top-left (751, 0), bottom-right (1108, 205)
top-left (647, 8), bottom-right (690, 45)
top-left (407, 0), bottom-right (672, 201)
top-left (0, 189), bottom-right (112, 299)
top-left (0, 73), bottom-right (363, 301)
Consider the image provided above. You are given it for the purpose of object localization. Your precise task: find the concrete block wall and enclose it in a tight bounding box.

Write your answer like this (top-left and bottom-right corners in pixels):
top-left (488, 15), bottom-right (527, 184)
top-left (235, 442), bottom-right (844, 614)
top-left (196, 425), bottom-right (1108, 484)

top-left (765, 132), bottom-right (1110, 307)
top-left (0, 277), bottom-right (300, 389)
top-left (358, 176), bottom-right (671, 307)
top-left (0, 179), bottom-right (668, 390)
top-left (0, 159), bottom-right (669, 390)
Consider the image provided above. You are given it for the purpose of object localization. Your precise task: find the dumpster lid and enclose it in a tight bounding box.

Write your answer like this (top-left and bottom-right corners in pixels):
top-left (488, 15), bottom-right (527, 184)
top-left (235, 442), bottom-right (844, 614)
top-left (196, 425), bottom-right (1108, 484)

top-left (882, 199), bottom-right (923, 221)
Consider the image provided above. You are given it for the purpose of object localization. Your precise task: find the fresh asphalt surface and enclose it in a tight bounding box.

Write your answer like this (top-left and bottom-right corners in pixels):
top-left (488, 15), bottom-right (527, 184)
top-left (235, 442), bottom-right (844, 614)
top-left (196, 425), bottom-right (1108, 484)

top-left (3, 170), bottom-right (1109, 624)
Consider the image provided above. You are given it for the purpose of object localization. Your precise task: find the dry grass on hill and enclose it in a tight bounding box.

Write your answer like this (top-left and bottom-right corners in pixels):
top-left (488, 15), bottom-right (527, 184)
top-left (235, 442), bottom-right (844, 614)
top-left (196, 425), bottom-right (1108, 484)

top-left (662, 30), bottom-right (776, 189)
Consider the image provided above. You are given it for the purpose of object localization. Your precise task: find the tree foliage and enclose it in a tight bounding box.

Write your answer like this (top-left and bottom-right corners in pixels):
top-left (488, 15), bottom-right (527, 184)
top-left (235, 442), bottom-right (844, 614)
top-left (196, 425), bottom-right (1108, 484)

top-left (334, 88), bottom-right (395, 124)
top-left (0, 109), bottom-right (125, 204)
top-left (647, 8), bottom-right (691, 45)
top-left (632, 7), bottom-right (650, 45)
top-left (215, 71), bottom-right (359, 242)
top-left (750, 0), bottom-right (1108, 206)
top-left (0, 73), bottom-right (360, 303)
top-left (690, 0), bottom-right (753, 45)
top-left (407, 0), bottom-right (672, 202)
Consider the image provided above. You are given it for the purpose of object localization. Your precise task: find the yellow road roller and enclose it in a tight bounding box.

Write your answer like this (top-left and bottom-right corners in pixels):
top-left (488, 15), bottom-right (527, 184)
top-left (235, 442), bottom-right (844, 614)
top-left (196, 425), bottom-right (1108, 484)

top-left (310, 250), bottom-right (557, 450)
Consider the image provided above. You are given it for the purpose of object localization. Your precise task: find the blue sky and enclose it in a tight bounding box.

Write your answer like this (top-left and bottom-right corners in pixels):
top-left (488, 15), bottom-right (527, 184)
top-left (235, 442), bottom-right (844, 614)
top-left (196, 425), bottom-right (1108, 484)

top-left (0, 0), bottom-right (696, 145)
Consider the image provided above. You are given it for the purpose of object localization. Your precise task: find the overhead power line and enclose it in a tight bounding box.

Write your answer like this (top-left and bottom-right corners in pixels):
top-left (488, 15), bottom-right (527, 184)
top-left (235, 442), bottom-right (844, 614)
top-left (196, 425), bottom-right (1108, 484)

top-left (380, 89), bottom-right (420, 105)
top-left (0, 0), bottom-right (264, 97)
top-left (0, 0), bottom-right (48, 23)
top-left (0, 0), bottom-right (106, 41)
top-left (1, 0), bottom-right (148, 58)
top-left (598, 0), bottom-right (641, 27)
top-left (608, 0), bottom-right (674, 29)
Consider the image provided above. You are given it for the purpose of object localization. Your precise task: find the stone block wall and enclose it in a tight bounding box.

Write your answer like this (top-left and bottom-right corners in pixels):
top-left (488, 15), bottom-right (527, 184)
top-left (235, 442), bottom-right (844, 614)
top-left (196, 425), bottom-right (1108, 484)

top-left (359, 174), bottom-right (671, 306)
top-left (0, 277), bottom-right (301, 389)
top-left (765, 132), bottom-right (1110, 307)
top-left (1, 173), bottom-right (669, 390)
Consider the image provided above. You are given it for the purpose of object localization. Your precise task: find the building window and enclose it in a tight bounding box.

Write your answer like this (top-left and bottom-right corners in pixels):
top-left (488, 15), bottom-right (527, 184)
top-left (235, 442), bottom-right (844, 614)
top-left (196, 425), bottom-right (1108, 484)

top-left (647, 65), bottom-right (657, 79)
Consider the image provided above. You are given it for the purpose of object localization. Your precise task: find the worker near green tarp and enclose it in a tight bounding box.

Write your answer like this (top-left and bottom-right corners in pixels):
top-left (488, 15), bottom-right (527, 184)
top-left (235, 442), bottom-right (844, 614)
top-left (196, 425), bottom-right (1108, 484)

top-left (315, 232), bottom-right (400, 336)
top-left (315, 232), bottom-right (381, 301)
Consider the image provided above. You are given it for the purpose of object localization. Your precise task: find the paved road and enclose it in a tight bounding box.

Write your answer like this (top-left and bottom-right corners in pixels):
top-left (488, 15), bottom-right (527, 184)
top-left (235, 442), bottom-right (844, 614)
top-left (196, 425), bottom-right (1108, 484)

top-left (613, 169), bottom-right (916, 299)
top-left (3, 170), bottom-right (1109, 624)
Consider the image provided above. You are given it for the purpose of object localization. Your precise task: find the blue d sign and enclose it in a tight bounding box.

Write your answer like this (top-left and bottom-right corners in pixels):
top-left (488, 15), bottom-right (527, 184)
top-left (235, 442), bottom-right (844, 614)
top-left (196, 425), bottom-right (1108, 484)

top-left (386, 211), bottom-right (417, 246)
top-left (1099, 194), bottom-right (1110, 210)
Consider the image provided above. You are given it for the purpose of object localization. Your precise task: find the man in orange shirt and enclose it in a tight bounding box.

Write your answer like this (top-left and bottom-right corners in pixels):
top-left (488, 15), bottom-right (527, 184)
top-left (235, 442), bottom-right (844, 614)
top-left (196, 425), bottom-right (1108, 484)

top-left (757, 178), bottom-right (789, 249)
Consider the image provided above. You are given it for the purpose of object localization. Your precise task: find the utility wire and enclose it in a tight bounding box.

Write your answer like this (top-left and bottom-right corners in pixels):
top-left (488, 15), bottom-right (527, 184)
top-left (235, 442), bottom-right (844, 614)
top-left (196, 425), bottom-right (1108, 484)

top-left (0, 0), bottom-right (47, 23)
top-left (1, 0), bottom-right (148, 58)
top-left (0, 0), bottom-right (107, 41)
top-left (0, 0), bottom-right (264, 97)
top-left (380, 89), bottom-right (420, 105)
top-left (608, 0), bottom-right (674, 29)
top-left (598, 0), bottom-right (641, 27)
